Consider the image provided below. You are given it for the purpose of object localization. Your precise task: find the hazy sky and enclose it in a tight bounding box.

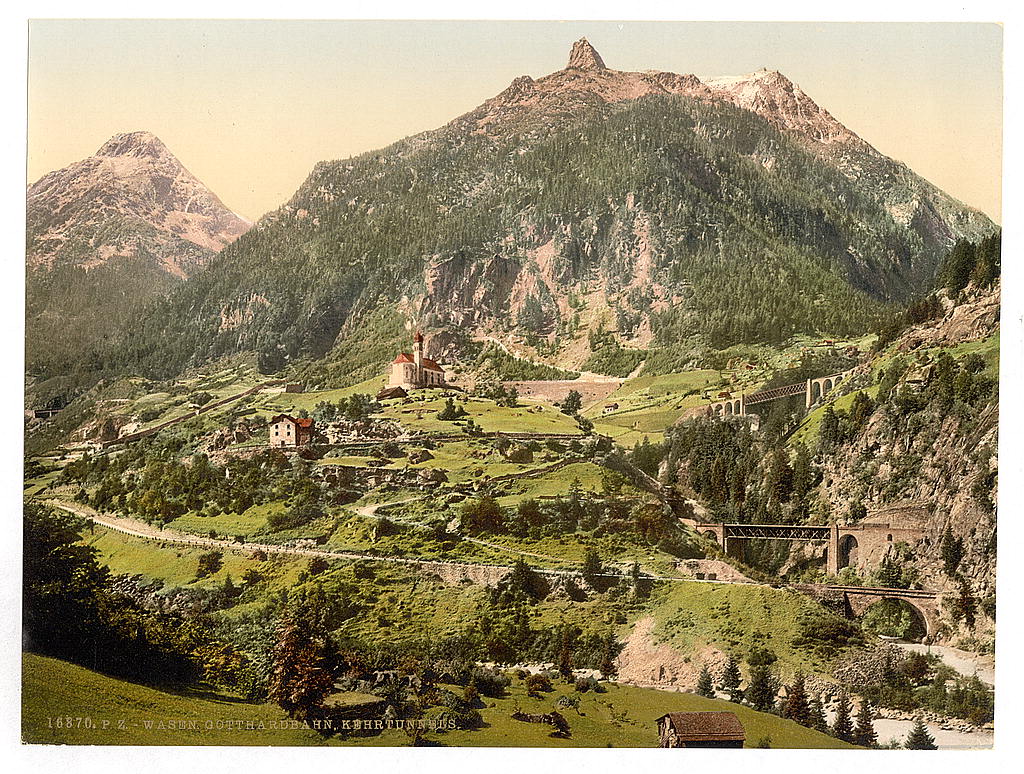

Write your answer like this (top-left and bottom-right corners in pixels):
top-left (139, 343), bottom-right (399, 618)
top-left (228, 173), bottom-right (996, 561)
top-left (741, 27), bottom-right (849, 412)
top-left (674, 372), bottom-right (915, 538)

top-left (28, 20), bottom-right (1003, 222)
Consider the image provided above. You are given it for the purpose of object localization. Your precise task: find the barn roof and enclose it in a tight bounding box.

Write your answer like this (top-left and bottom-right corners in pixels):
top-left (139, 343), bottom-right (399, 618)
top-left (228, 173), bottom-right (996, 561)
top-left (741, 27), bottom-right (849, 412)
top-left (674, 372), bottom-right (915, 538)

top-left (657, 711), bottom-right (745, 741)
top-left (377, 386), bottom-right (408, 400)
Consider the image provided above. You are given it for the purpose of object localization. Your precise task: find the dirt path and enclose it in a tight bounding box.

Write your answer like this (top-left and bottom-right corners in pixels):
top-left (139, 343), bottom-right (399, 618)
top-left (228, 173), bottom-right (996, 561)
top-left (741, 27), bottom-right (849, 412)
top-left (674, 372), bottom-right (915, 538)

top-left (47, 499), bottom-right (729, 586)
top-left (50, 499), bottom-right (609, 580)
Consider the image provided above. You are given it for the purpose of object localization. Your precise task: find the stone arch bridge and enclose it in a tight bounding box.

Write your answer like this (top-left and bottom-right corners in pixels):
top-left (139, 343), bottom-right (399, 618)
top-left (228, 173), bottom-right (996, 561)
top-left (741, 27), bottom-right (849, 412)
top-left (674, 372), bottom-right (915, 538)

top-left (705, 370), bottom-right (854, 418)
top-left (695, 520), bottom-right (939, 638)
top-left (792, 584), bottom-right (942, 639)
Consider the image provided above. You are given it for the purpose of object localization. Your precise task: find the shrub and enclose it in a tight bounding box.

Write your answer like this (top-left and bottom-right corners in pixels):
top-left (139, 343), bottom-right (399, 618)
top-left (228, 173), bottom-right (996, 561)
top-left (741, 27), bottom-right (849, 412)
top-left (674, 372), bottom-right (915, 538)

top-left (196, 550), bottom-right (223, 579)
top-left (525, 673), bottom-right (552, 696)
top-left (469, 666), bottom-right (510, 698)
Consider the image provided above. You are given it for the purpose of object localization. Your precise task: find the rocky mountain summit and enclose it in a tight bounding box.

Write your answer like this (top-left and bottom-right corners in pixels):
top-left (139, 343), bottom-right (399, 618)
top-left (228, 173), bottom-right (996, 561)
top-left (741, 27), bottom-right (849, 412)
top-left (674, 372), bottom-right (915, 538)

top-left (567, 37), bottom-right (607, 70)
top-left (65, 41), bottom-right (999, 388)
top-left (27, 131), bottom-right (250, 276)
top-left (456, 40), bottom-right (989, 247)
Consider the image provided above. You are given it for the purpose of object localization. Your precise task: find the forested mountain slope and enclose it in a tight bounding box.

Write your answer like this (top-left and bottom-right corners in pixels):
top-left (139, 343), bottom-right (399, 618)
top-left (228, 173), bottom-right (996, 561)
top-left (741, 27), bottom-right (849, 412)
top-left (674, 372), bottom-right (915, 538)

top-left (80, 42), bottom-right (997, 385)
top-left (26, 131), bottom-right (250, 391)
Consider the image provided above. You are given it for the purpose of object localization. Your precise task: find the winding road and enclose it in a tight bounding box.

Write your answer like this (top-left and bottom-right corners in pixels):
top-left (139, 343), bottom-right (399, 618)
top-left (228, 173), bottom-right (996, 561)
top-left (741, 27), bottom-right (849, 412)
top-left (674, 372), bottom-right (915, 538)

top-left (47, 498), bottom-right (722, 585)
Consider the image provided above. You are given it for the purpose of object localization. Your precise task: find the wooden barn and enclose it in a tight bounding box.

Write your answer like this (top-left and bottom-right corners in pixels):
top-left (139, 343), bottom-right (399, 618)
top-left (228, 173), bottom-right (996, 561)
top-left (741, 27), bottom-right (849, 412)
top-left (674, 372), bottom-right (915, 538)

top-left (656, 711), bottom-right (745, 748)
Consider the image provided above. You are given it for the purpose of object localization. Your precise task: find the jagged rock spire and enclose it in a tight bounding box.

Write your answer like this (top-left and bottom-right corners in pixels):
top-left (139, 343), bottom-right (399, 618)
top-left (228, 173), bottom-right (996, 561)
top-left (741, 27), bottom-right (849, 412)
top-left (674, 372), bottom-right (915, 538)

top-left (567, 38), bottom-right (606, 70)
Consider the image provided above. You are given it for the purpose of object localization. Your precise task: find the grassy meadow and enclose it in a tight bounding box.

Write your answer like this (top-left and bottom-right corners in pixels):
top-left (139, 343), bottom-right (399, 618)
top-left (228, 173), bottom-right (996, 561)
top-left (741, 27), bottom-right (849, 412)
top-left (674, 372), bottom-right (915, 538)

top-left (22, 653), bottom-right (854, 748)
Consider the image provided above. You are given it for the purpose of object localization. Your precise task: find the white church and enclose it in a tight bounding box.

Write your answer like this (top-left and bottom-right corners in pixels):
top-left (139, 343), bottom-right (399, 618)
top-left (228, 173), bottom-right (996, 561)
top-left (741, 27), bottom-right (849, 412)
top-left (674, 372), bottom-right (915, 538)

top-left (388, 331), bottom-right (447, 390)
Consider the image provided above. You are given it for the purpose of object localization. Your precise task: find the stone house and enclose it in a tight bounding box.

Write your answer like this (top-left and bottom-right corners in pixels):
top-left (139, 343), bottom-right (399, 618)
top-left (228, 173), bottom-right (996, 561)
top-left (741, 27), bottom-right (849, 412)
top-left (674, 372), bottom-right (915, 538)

top-left (268, 414), bottom-right (315, 447)
top-left (656, 711), bottom-right (745, 748)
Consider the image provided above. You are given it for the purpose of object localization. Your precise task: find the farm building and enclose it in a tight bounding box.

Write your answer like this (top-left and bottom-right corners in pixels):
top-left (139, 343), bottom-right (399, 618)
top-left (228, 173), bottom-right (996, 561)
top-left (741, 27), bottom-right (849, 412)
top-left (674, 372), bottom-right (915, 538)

top-left (268, 414), bottom-right (315, 447)
top-left (377, 386), bottom-right (408, 401)
top-left (656, 711), bottom-right (745, 748)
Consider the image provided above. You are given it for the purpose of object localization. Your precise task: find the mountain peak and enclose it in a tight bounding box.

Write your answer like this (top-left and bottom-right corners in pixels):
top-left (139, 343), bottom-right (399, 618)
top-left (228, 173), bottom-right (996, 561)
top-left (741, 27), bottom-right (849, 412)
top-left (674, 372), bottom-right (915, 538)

top-left (95, 131), bottom-right (173, 160)
top-left (567, 38), bottom-right (606, 70)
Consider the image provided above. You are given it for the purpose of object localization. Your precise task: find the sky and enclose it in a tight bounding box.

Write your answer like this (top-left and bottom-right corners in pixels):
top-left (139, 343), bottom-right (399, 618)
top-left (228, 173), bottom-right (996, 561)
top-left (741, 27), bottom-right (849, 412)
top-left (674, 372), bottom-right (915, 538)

top-left (27, 20), bottom-right (1003, 222)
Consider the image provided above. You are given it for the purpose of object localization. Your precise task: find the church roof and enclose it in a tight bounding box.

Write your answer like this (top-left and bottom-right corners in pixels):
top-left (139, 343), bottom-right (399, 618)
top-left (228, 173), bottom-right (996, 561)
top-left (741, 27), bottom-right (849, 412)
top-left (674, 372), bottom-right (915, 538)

top-left (392, 352), bottom-right (444, 372)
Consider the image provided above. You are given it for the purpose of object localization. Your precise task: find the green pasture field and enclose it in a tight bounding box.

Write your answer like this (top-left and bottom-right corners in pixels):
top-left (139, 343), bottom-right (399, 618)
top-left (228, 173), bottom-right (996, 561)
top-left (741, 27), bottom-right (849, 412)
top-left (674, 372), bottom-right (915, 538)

top-left (82, 524), bottom-right (289, 589)
top-left (22, 653), bottom-right (854, 748)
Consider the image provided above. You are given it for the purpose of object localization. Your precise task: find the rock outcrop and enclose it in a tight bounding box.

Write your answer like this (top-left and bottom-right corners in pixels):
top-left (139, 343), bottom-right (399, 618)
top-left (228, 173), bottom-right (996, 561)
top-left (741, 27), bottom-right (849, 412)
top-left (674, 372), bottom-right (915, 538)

top-left (567, 37), bottom-right (606, 70)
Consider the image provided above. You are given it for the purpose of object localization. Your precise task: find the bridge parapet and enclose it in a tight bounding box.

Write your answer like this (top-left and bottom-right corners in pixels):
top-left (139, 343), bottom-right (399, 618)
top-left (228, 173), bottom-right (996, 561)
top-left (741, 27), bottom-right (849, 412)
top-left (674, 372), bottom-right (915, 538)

top-left (694, 519), bottom-right (928, 575)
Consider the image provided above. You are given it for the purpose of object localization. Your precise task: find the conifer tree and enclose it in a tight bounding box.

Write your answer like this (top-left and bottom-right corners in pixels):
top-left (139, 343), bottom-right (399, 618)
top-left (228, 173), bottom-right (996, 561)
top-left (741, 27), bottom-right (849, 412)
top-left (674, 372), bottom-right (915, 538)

top-left (696, 665), bottom-right (715, 698)
top-left (904, 716), bottom-right (937, 749)
top-left (782, 671), bottom-right (811, 727)
top-left (720, 655), bottom-right (744, 703)
top-left (818, 406), bottom-right (841, 454)
top-left (941, 526), bottom-right (964, 576)
top-left (599, 636), bottom-right (617, 681)
top-left (745, 663), bottom-right (779, 713)
top-left (557, 627), bottom-right (575, 682)
top-left (831, 689), bottom-right (855, 743)
top-left (875, 552), bottom-right (904, 588)
top-left (581, 547), bottom-right (602, 584)
top-left (790, 442), bottom-right (814, 501)
top-left (809, 693), bottom-right (829, 734)
top-left (955, 577), bottom-right (977, 629)
top-left (853, 699), bottom-right (877, 748)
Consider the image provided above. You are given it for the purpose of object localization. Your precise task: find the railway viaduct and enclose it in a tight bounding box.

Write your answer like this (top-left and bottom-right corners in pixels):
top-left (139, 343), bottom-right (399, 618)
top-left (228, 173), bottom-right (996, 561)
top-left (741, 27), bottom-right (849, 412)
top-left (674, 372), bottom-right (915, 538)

top-left (705, 369), bottom-right (855, 418)
top-left (792, 584), bottom-right (942, 638)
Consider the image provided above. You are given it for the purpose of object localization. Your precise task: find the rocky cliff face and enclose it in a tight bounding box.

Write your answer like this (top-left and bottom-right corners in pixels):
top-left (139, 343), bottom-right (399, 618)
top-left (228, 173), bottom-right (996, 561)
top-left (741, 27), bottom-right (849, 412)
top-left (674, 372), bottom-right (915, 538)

top-left (816, 284), bottom-right (998, 643)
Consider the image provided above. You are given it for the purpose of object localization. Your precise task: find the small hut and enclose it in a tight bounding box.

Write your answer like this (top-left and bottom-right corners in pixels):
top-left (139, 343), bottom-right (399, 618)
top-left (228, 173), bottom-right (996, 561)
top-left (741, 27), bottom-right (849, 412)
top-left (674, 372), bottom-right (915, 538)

top-left (656, 711), bottom-right (745, 748)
